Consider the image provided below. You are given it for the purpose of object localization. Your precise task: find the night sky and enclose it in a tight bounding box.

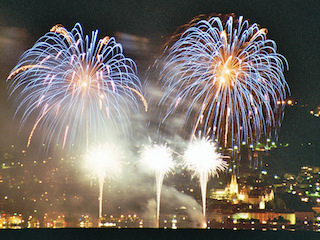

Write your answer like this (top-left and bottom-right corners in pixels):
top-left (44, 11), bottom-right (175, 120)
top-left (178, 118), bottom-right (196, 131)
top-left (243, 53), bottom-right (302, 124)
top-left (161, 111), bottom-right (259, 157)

top-left (0, 0), bottom-right (319, 172)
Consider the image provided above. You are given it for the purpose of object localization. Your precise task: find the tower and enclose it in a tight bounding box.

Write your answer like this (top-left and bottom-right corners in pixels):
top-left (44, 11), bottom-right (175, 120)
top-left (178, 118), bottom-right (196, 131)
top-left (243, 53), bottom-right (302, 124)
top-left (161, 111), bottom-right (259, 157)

top-left (229, 174), bottom-right (239, 195)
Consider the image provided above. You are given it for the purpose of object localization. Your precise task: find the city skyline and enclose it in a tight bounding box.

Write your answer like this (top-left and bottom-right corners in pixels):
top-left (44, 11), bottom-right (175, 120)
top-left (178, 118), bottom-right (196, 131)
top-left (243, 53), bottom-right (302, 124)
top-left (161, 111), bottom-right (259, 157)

top-left (0, 143), bottom-right (319, 230)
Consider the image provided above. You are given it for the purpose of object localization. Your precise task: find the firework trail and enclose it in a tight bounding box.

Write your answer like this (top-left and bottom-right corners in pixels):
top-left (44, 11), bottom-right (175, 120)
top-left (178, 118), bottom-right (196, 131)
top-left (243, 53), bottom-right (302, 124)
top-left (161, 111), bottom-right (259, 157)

top-left (85, 143), bottom-right (123, 222)
top-left (7, 23), bottom-right (147, 150)
top-left (183, 136), bottom-right (228, 216)
top-left (139, 142), bottom-right (175, 228)
top-left (159, 15), bottom-right (289, 148)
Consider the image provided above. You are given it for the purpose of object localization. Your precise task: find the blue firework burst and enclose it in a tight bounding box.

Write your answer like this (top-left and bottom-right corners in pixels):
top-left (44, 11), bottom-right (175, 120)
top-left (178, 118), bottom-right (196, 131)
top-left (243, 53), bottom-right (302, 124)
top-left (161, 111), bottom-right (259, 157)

top-left (159, 15), bottom-right (289, 148)
top-left (7, 23), bottom-right (147, 150)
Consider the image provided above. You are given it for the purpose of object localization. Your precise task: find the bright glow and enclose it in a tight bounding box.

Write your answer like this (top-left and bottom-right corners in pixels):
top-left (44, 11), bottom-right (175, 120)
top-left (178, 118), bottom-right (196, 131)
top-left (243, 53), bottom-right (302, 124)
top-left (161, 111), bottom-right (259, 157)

top-left (85, 144), bottom-right (123, 180)
top-left (7, 23), bottom-right (147, 150)
top-left (184, 137), bottom-right (228, 179)
top-left (183, 136), bottom-right (228, 216)
top-left (140, 143), bottom-right (175, 175)
top-left (81, 81), bottom-right (88, 89)
top-left (159, 15), bottom-right (289, 148)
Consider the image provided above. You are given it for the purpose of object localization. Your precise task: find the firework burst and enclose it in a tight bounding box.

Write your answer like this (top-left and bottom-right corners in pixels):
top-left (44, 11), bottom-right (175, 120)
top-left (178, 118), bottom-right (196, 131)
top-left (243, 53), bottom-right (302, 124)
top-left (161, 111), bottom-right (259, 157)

top-left (159, 15), bottom-right (289, 148)
top-left (85, 143), bottom-right (123, 220)
top-left (139, 142), bottom-right (175, 227)
top-left (183, 136), bottom-right (228, 216)
top-left (7, 23), bottom-right (147, 150)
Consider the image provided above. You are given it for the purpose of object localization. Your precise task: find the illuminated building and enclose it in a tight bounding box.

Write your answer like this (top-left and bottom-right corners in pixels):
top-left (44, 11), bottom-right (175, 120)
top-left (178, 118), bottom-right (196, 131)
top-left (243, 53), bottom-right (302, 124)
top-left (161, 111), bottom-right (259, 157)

top-left (0, 214), bottom-right (7, 228)
top-left (27, 215), bottom-right (40, 228)
top-left (233, 211), bottom-right (296, 225)
top-left (229, 174), bottom-right (239, 195)
top-left (97, 214), bottom-right (146, 228)
top-left (0, 213), bottom-right (23, 229)
top-left (79, 215), bottom-right (93, 228)
top-left (210, 174), bottom-right (274, 207)
top-left (210, 174), bottom-right (239, 201)
top-left (43, 212), bottom-right (66, 228)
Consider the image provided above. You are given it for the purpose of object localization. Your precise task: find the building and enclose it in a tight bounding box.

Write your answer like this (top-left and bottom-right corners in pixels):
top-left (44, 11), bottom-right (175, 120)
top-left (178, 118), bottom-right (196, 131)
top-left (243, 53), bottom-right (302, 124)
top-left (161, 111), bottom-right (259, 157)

top-left (233, 211), bottom-right (296, 225)
top-left (43, 212), bottom-right (66, 228)
top-left (210, 174), bottom-right (274, 208)
top-left (0, 213), bottom-right (24, 229)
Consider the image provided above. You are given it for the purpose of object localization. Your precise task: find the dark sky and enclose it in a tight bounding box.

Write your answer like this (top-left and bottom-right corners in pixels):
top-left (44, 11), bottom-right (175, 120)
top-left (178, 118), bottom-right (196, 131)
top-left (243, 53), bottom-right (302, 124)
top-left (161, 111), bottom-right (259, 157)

top-left (0, 0), bottom-right (319, 104)
top-left (0, 0), bottom-right (319, 171)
